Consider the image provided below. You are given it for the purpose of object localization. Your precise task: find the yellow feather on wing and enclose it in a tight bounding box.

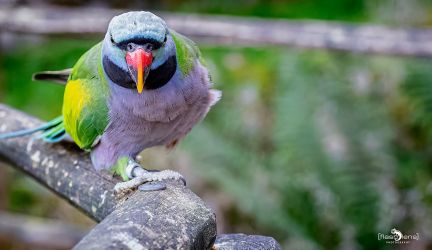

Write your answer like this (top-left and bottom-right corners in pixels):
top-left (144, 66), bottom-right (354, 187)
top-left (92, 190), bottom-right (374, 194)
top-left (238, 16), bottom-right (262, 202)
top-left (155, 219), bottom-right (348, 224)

top-left (62, 79), bottom-right (90, 148)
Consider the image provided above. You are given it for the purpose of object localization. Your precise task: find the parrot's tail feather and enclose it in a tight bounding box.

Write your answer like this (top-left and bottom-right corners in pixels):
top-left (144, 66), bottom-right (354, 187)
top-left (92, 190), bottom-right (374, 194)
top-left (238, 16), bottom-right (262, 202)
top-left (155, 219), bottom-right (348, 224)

top-left (0, 125), bottom-right (51, 139)
top-left (33, 69), bottom-right (72, 85)
top-left (0, 116), bottom-right (66, 143)
top-left (38, 119), bottom-right (67, 143)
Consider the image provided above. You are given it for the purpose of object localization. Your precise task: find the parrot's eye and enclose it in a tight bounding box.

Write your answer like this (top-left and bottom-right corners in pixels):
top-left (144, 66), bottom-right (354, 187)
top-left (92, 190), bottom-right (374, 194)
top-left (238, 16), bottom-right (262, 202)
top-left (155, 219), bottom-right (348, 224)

top-left (110, 34), bottom-right (115, 44)
top-left (127, 43), bottom-right (135, 52)
top-left (163, 35), bottom-right (167, 43)
top-left (145, 43), bottom-right (153, 51)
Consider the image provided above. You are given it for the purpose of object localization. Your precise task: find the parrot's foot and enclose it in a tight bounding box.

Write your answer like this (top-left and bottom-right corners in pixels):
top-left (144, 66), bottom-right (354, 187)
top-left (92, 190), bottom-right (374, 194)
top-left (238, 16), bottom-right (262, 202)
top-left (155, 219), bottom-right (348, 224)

top-left (114, 160), bottom-right (186, 194)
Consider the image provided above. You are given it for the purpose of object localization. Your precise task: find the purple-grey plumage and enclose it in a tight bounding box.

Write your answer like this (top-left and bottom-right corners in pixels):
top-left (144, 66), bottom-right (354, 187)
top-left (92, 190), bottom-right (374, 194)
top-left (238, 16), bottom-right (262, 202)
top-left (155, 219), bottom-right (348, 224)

top-left (91, 50), bottom-right (220, 170)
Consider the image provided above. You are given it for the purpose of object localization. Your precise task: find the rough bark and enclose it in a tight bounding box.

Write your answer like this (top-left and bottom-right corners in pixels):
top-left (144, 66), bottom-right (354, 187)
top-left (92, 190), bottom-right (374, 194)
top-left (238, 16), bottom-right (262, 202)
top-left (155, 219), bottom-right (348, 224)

top-left (1, 6), bottom-right (432, 57)
top-left (0, 105), bottom-right (116, 221)
top-left (215, 234), bottom-right (282, 250)
top-left (74, 183), bottom-right (216, 249)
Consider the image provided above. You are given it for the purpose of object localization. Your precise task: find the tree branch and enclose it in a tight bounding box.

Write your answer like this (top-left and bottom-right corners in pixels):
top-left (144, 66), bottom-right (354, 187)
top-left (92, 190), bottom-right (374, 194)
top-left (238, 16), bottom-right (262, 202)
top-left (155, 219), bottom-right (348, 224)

top-left (0, 104), bottom-right (217, 249)
top-left (0, 105), bottom-right (116, 221)
top-left (1, 6), bottom-right (432, 57)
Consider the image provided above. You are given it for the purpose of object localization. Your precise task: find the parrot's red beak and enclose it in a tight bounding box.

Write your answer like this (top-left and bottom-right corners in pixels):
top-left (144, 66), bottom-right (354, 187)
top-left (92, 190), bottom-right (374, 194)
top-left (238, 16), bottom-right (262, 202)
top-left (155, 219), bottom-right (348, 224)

top-left (125, 48), bottom-right (152, 94)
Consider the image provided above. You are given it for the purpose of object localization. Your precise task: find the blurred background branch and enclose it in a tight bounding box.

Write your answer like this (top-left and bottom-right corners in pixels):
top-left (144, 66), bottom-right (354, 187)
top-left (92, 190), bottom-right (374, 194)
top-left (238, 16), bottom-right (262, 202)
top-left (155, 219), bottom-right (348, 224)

top-left (2, 6), bottom-right (432, 57)
top-left (0, 211), bottom-right (87, 250)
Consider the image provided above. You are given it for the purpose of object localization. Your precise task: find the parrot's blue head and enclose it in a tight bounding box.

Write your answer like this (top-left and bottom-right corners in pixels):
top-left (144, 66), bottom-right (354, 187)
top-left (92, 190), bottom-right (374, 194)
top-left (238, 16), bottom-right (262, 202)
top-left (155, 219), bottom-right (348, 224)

top-left (102, 11), bottom-right (177, 93)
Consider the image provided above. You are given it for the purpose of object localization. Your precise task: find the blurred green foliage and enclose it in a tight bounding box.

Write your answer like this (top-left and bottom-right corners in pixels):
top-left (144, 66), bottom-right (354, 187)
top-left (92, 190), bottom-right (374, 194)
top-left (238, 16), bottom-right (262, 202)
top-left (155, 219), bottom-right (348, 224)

top-left (2, 0), bottom-right (432, 249)
top-left (0, 39), bottom-right (97, 119)
top-left (182, 48), bottom-right (432, 249)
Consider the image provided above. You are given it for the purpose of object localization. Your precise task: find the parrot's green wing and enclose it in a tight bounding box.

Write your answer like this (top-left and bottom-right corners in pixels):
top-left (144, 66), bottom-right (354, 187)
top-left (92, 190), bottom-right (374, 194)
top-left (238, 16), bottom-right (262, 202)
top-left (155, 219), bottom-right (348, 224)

top-left (170, 29), bottom-right (206, 76)
top-left (62, 42), bottom-right (110, 150)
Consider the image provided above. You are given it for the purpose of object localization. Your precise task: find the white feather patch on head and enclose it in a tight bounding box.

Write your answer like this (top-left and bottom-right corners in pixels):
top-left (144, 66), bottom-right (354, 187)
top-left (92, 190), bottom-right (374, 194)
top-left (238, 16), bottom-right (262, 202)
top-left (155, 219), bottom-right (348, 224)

top-left (108, 11), bottom-right (167, 44)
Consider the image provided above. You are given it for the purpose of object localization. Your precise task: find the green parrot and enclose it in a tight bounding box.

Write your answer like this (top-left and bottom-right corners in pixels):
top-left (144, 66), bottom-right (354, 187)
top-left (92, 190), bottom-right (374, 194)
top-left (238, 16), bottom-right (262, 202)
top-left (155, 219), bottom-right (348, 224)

top-left (0, 11), bottom-right (221, 192)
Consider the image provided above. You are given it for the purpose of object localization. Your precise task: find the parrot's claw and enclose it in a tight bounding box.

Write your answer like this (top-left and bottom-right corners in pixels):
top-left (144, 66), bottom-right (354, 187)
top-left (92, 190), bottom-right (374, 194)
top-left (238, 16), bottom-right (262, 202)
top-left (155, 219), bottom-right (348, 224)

top-left (138, 181), bottom-right (167, 192)
top-left (114, 160), bottom-right (186, 194)
top-left (114, 177), bottom-right (150, 194)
